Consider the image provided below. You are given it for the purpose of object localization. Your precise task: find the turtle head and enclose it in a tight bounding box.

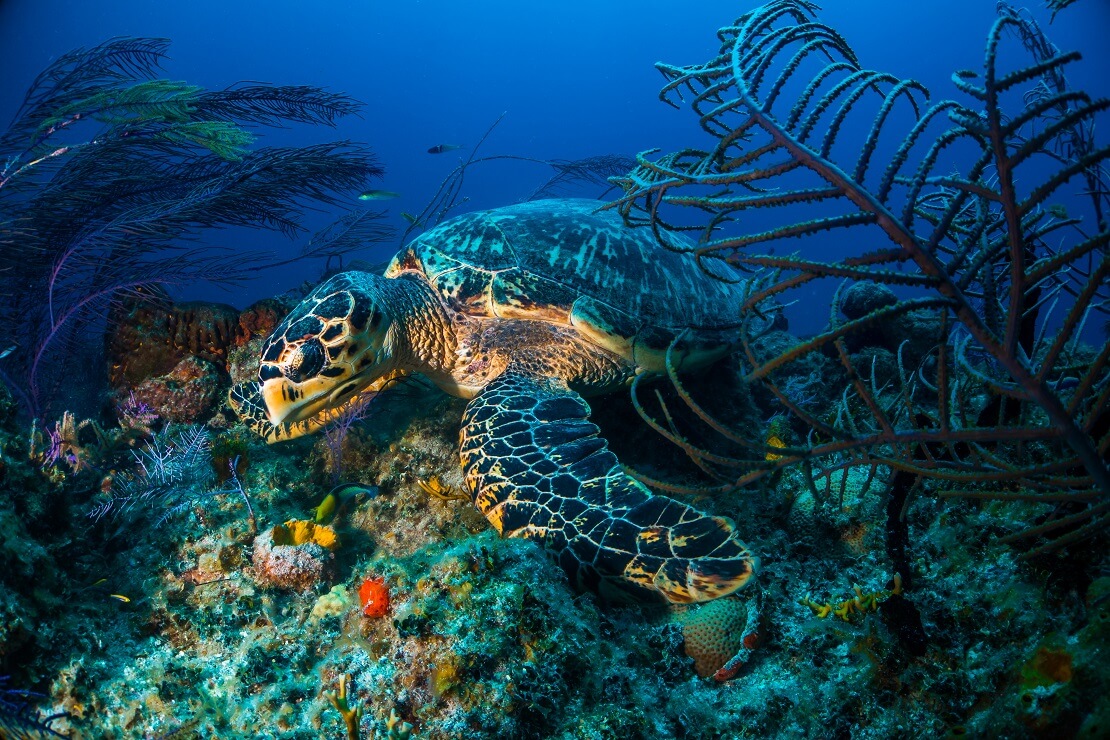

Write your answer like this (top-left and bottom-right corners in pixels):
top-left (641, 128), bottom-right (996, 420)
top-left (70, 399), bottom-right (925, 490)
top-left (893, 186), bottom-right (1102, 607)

top-left (254, 272), bottom-right (396, 428)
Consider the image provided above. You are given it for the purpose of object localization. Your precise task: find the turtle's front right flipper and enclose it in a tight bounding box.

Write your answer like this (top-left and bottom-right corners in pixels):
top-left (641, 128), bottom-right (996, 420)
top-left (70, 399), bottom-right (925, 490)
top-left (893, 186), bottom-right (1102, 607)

top-left (460, 370), bottom-right (758, 604)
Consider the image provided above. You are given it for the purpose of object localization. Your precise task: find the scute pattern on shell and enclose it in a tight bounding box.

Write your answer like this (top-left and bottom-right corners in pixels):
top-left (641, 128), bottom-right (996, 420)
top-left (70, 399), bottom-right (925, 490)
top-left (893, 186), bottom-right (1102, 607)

top-left (386, 199), bottom-right (748, 371)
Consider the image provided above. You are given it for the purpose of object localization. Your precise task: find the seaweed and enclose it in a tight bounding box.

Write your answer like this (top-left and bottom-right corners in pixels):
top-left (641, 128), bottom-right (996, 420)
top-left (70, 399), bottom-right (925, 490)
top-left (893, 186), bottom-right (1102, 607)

top-left (0, 37), bottom-right (384, 420)
top-left (608, 1), bottom-right (1108, 557)
top-left (89, 424), bottom-right (254, 531)
top-left (0, 676), bottom-right (68, 739)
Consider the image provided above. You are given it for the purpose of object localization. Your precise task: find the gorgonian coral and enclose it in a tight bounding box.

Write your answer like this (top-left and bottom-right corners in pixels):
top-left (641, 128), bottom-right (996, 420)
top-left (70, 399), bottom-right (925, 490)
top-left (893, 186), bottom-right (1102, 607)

top-left (611, 1), bottom-right (1108, 557)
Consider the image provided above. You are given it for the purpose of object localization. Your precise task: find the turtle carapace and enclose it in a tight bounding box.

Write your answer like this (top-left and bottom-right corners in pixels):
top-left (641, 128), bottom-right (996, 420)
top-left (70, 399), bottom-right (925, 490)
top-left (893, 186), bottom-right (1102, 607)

top-left (230, 199), bottom-right (758, 605)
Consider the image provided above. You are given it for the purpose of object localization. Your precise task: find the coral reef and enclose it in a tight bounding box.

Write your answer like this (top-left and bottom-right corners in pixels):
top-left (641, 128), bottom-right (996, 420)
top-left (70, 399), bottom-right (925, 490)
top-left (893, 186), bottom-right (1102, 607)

top-left (107, 297), bottom-right (243, 389)
top-left (251, 520), bottom-right (339, 592)
top-left (1, 358), bottom-right (1106, 737)
top-left (0, 4), bottom-right (1105, 739)
top-left (132, 356), bottom-right (227, 424)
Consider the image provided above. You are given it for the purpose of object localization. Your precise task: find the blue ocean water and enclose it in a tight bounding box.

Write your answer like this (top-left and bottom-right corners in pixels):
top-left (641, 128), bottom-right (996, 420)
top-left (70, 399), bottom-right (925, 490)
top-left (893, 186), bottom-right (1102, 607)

top-left (2, 0), bottom-right (1106, 332)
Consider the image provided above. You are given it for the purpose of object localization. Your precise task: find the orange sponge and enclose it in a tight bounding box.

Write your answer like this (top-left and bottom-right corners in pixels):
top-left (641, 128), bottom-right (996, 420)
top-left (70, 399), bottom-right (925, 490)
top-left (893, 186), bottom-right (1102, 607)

top-left (678, 597), bottom-right (758, 680)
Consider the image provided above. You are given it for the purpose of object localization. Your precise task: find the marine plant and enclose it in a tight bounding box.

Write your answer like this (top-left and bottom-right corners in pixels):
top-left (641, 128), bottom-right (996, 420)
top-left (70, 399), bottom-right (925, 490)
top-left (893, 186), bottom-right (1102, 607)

top-left (322, 389), bottom-right (379, 485)
top-left (0, 676), bottom-right (67, 739)
top-left (322, 673), bottom-right (363, 740)
top-left (0, 37), bottom-right (384, 420)
top-left (609, 1), bottom-right (1108, 559)
top-left (28, 401), bottom-right (154, 476)
top-left (89, 424), bottom-right (254, 529)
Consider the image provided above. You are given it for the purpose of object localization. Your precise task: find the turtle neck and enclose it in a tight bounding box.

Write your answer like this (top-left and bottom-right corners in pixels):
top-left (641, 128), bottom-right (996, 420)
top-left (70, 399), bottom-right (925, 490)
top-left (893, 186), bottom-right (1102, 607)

top-left (378, 273), bottom-right (457, 375)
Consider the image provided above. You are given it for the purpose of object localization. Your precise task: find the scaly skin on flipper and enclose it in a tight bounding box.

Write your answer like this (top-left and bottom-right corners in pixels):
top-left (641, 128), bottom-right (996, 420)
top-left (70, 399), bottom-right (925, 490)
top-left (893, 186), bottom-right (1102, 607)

top-left (461, 370), bottom-right (757, 604)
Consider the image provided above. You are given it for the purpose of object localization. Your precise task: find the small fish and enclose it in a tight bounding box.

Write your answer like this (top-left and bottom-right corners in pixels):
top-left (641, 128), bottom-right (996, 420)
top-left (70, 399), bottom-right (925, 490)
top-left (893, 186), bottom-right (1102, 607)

top-left (400, 212), bottom-right (424, 227)
top-left (358, 190), bottom-right (401, 201)
top-left (0, 343), bottom-right (16, 360)
top-left (109, 593), bottom-right (131, 603)
top-left (315, 482), bottom-right (380, 524)
top-left (427, 144), bottom-right (462, 154)
top-left (329, 481), bottom-right (380, 499)
top-left (1046, 203), bottom-right (1068, 219)
top-left (313, 493), bottom-right (338, 524)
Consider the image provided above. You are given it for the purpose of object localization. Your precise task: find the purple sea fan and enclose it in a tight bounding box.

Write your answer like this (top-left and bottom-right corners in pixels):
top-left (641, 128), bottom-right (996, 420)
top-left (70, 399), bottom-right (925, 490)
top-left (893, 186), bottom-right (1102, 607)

top-left (118, 390), bottom-right (159, 433)
top-left (322, 391), bottom-right (379, 485)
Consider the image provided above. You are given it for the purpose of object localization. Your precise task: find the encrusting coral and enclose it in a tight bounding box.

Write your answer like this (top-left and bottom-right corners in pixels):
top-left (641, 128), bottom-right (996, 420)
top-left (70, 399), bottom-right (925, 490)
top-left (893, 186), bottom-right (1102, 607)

top-left (677, 596), bottom-right (761, 680)
top-left (251, 520), bottom-right (339, 592)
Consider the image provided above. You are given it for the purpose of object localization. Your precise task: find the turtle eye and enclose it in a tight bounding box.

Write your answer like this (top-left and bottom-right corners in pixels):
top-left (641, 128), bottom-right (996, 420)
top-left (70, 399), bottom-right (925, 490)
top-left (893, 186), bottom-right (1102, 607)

top-left (259, 365), bottom-right (283, 382)
top-left (287, 338), bottom-right (325, 383)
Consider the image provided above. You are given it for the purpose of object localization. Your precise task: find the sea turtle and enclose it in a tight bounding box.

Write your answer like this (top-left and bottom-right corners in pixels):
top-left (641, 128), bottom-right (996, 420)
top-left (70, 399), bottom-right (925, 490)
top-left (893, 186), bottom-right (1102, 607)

top-left (229, 199), bottom-right (758, 604)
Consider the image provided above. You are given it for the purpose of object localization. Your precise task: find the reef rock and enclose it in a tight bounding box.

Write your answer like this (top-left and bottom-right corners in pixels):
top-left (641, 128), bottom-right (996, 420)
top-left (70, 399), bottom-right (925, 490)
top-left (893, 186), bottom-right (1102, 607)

top-left (107, 295), bottom-right (242, 388)
top-left (251, 520), bottom-right (338, 593)
top-left (132, 356), bottom-right (226, 424)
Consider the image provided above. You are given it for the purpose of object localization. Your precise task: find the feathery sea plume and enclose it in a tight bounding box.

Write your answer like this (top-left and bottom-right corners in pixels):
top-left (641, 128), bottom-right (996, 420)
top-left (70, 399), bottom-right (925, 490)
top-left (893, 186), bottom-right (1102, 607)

top-left (0, 37), bottom-right (386, 420)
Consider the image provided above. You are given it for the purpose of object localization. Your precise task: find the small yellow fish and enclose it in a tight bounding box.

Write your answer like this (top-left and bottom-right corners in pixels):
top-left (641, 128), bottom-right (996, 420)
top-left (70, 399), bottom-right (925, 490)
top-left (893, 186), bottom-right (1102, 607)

top-left (315, 482), bottom-right (379, 524)
top-left (313, 493), bottom-right (338, 524)
top-left (418, 475), bottom-right (469, 502)
top-left (359, 190), bottom-right (401, 201)
top-left (110, 594), bottom-right (131, 603)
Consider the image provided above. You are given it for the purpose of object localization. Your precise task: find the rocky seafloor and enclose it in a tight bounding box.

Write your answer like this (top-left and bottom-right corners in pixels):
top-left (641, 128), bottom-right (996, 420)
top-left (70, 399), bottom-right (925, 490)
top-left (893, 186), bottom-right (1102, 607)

top-left (0, 283), bottom-right (1106, 739)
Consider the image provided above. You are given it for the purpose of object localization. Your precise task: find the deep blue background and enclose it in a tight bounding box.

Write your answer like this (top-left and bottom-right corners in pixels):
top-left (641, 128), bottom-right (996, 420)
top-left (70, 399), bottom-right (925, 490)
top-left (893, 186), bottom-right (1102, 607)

top-left (1, 0), bottom-right (1107, 332)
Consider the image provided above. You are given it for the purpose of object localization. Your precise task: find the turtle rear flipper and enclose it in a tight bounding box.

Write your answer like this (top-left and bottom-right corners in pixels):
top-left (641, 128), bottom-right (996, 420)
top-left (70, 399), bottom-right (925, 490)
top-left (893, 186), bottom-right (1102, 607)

top-left (460, 370), bottom-right (758, 604)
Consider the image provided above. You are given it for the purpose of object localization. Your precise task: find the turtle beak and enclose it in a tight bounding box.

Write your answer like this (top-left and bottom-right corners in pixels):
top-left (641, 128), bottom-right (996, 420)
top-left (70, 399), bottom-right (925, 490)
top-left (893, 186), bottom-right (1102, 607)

top-left (260, 378), bottom-right (333, 426)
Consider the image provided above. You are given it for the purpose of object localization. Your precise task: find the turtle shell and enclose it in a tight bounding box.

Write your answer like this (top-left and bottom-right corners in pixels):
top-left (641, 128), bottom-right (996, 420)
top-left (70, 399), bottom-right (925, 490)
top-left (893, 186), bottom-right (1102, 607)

top-left (385, 199), bottom-right (746, 371)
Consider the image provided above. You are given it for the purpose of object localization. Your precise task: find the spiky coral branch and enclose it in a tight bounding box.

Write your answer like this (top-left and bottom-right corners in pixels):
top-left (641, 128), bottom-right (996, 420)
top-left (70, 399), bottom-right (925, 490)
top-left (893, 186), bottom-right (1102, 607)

top-left (610, 0), bottom-right (1108, 555)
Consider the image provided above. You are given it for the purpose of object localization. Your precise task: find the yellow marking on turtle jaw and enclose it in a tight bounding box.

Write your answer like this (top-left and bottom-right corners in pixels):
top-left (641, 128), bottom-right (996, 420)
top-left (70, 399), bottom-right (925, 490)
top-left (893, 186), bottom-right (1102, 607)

top-left (261, 378), bottom-right (333, 426)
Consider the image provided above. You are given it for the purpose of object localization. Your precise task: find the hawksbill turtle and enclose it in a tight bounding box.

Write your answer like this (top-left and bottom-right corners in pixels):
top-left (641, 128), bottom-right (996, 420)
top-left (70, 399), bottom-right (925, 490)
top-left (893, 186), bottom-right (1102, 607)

top-left (229, 199), bottom-right (758, 604)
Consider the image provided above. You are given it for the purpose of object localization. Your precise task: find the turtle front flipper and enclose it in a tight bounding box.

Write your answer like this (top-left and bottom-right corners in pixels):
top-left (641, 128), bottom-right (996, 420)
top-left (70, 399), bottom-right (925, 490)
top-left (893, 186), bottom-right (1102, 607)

top-left (460, 370), bottom-right (758, 604)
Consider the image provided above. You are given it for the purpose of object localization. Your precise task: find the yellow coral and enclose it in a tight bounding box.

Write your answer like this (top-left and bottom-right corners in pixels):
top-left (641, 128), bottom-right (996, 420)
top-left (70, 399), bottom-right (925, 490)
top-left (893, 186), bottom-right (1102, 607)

top-left (765, 435), bottom-right (787, 461)
top-left (323, 673), bottom-right (362, 740)
top-left (310, 585), bottom-right (350, 620)
top-left (273, 519), bottom-right (339, 550)
top-left (799, 574), bottom-right (902, 623)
